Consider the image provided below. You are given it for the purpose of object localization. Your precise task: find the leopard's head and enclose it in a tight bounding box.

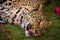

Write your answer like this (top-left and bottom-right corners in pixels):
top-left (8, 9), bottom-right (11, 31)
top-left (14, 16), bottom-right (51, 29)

top-left (24, 11), bottom-right (51, 37)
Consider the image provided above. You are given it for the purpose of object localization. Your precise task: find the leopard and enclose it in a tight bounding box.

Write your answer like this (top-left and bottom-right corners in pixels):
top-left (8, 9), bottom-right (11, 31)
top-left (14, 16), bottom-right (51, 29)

top-left (0, 0), bottom-right (51, 37)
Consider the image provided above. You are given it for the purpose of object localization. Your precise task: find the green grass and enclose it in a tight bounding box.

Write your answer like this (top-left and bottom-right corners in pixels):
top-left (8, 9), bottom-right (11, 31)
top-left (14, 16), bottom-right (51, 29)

top-left (0, 0), bottom-right (60, 40)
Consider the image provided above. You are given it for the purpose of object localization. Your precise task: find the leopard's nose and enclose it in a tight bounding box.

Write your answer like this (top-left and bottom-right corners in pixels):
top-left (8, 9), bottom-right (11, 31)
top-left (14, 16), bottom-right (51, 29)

top-left (26, 24), bottom-right (32, 31)
top-left (25, 24), bottom-right (33, 37)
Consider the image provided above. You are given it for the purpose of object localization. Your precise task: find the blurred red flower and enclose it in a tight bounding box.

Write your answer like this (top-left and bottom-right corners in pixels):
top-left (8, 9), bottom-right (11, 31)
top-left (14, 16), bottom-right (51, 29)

top-left (5, 30), bottom-right (10, 33)
top-left (55, 7), bottom-right (60, 15)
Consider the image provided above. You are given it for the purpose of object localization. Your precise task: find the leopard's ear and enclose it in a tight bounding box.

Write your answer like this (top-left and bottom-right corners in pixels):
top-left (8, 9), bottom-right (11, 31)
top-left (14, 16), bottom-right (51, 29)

top-left (48, 21), bottom-right (52, 27)
top-left (38, 0), bottom-right (47, 11)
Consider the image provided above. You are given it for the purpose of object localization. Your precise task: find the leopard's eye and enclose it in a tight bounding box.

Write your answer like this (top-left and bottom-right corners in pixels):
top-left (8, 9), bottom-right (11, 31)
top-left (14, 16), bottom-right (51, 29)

top-left (26, 24), bottom-right (32, 31)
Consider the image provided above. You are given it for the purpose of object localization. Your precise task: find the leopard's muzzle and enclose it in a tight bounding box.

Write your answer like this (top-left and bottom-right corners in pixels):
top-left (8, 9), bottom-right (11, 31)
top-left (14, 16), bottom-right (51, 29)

top-left (25, 24), bottom-right (40, 37)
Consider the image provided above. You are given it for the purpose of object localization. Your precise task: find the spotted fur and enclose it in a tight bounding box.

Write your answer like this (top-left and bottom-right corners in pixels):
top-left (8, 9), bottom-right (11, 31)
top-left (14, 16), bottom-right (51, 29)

top-left (0, 0), bottom-right (51, 37)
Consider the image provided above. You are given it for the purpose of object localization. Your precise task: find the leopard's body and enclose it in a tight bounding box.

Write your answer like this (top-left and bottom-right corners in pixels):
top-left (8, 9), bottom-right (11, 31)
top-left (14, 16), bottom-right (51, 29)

top-left (0, 0), bottom-right (51, 37)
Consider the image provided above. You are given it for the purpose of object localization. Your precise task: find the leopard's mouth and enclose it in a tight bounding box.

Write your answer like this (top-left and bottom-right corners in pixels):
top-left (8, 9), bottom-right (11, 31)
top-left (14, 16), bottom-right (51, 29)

top-left (25, 24), bottom-right (40, 37)
top-left (28, 29), bottom-right (40, 37)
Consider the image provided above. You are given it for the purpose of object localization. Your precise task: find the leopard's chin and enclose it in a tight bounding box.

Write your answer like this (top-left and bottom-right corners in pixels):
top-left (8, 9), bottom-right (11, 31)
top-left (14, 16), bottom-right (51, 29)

top-left (25, 30), bottom-right (31, 37)
top-left (25, 29), bottom-right (40, 37)
top-left (29, 29), bottom-right (41, 37)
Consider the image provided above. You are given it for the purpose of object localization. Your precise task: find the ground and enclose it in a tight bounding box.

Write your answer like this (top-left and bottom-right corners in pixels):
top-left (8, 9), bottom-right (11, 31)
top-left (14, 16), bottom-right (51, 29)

top-left (0, 0), bottom-right (60, 40)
